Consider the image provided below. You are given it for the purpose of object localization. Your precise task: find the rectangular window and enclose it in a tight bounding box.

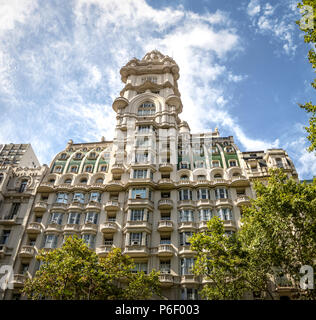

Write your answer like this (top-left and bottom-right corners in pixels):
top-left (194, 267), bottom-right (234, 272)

top-left (218, 208), bottom-right (233, 220)
top-left (0, 230), bottom-right (10, 245)
top-left (138, 125), bottom-right (151, 133)
top-left (179, 232), bottom-right (193, 246)
top-left (160, 260), bottom-right (171, 273)
top-left (130, 232), bottom-right (142, 245)
top-left (160, 236), bottom-right (171, 244)
top-left (131, 188), bottom-right (147, 199)
top-left (198, 189), bottom-right (209, 200)
top-left (68, 212), bottom-right (80, 224)
top-left (56, 193), bottom-right (68, 204)
top-left (215, 188), bottom-right (228, 199)
top-left (179, 189), bottom-right (192, 201)
top-left (199, 209), bottom-right (213, 221)
top-left (44, 235), bottom-right (58, 249)
top-left (85, 212), bottom-right (98, 224)
top-left (50, 212), bottom-right (63, 225)
top-left (89, 192), bottom-right (101, 202)
top-left (179, 210), bottom-right (194, 222)
top-left (8, 203), bottom-right (20, 219)
top-left (73, 193), bottom-right (85, 203)
top-left (130, 209), bottom-right (144, 221)
top-left (180, 258), bottom-right (194, 275)
top-left (131, 262), bottom-right (148, 274)
top-left (82, 234), bottom-right (95, 249)
top-left (133, 169), bottom-right (147, 179)
top-left (135, 152), bottom-right (149, 163)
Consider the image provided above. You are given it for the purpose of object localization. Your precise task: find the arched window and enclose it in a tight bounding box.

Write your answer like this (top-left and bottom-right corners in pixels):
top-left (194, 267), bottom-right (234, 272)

top-left (180, 175), bottom-right (189, 180)
top-left (64, 178), bottom-right (72, 184)
top-left (137, 102), bottom-right (155, 116)
top-left (214, 173), bottom-right (222, 178)
top-left (80, 178), bottom-right (88, 184)
top-left (96, 178), bottom-right (103, 184)
top-left (19, 179), bottom-right (28, 193)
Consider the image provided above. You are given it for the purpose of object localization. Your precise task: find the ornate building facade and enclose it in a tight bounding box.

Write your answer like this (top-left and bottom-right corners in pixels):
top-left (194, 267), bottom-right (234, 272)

top-left (0, 50), bottom-right (298, 300)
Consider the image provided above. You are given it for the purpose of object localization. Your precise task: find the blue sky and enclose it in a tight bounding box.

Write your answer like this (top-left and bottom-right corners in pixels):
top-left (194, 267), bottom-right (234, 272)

top-left (0, 0), bottom-right (315, 179)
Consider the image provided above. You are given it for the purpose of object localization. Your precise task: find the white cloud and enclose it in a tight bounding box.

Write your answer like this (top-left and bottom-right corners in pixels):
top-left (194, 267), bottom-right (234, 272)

top-left (247, 0), bottom-right (261, 17)
top-left (247, 1), bottom-right (298, 55)
top-left (0, 0), bottom-right (299, 172)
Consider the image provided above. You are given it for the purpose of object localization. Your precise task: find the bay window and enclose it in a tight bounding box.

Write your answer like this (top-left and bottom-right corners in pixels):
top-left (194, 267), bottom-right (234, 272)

top-left (180, 258), bottom-right (194, 275)
top-left (68, 212), bottom-right (80, 224)
top-left (85, 212), bottom-right (98, 224)
top-left (217, 208), bottom-right (233, 220)
top-left (44, 235), bottom-right (58, 249)
top-left (178, 189), bottom-right (192, 201)
top-left (199, 209), bottom-right (213, 221)
top-left (179, 232), bottom-right (193, 246)
top-left (49, 212), bottom-right (63, 225)
top-left (89, 192), bottom-right (101, 202)
top-left (215, 188), bottom-right (228, 199)
top-left (197, 188), bottom-right (209, 200)
top-left (179, 210), bottom-right (194, 222)
top-left (82, 234), bottom-right (95, 249)
top-left (56, 193), bottom-right (68, 204)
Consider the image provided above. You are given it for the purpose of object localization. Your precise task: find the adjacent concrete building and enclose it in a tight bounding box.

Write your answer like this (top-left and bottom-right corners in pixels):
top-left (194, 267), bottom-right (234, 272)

top-left (0, 50), bottom-right (299, 300)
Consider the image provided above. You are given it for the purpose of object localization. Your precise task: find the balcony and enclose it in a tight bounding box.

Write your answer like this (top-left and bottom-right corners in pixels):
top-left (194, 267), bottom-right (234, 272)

top-left (96, 245), bottom-right (115, 257)
top-left (177, 200), bottom-right (195, 208)
top-left (13, 274), bottom-right (27, 288)
top-left (105, 180), bottom-right (124, 191)
top-left (19, 245), bottom-right (36, 258)
top-left (223, 220), bottom-right (237, 229)
top-left (124, 221), bottom-right (151, 233)
top-left (123, 245), bottom-right (149, 257)
top-left (33, 201), bottom-right (48, 212)
top-left (50, 202), bottom-right (68, 211)
top-left (0, 215), bottom-right (17, 225)
top-left (127, 198), bottom-right (154, 209)
top-left (111, 163), bottom-right (125, 174)
top-left (26, 222), bottom-right (43, 234)
top-left (178, 221), bottom-right (197, 232)
top-left (180, 275), bottom-right (200, 285)
top-left (157, 179), bottom-right (174, 189)
top-left (46, 223), bottom-right (63, 233)
top-left (235, 195), bottom-right (251, 207)
top-left (213, 178), bottom-right (231, 187)
top-left (195, 180), bottom-right (210, 187)
top-left (215, 198), bottom-right (233, 207)
top-left (178, 245), bottom-right (196, 256)
top-left (157, 244), bottom-right (174, 257)
top-left (158, 199), bottom-right (173, 210)
top-left (159, 163), bottom-right (173, 172)
top-left (63, 223), bottom-right (81, 233)
top-left (177, 180), bottom-right (194, 187)
top-left (100, 222), bottom-right (119, 233)
top-left (231, 176), bottom-right (250, 187)
top-left (196, 199), bottom-right (214, 207)
top-left (159, 274), bottom-right (174, 287)
top-left (68, 201), bottom-right (85, 211)
top-left (37, 182), bottom-right (54, 192)
top-left (81, 222), bottom-right (98, 234)
top-left (198, 221), bottom-right (209, 231)
top-left (86, 201), bottom-right (102, 211)
top-left (104, 201), bottom-right (120, 211)
top-left (0, 244), bottom-right (7, 258)
top-left (157, 220), bottom-right (174, 232)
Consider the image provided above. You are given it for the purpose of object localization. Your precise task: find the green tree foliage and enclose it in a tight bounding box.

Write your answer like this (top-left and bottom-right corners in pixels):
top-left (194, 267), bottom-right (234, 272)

top-left (240, 169), bottom-right (316, 299)
top-left (190, 217), bottom-right (273, 300)
top-left (191, 170), bottom-right (316, 299)
top-left (297, 0), bottom-right (316, 151)
top-left (22, 236), bottom-right (161, 300)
